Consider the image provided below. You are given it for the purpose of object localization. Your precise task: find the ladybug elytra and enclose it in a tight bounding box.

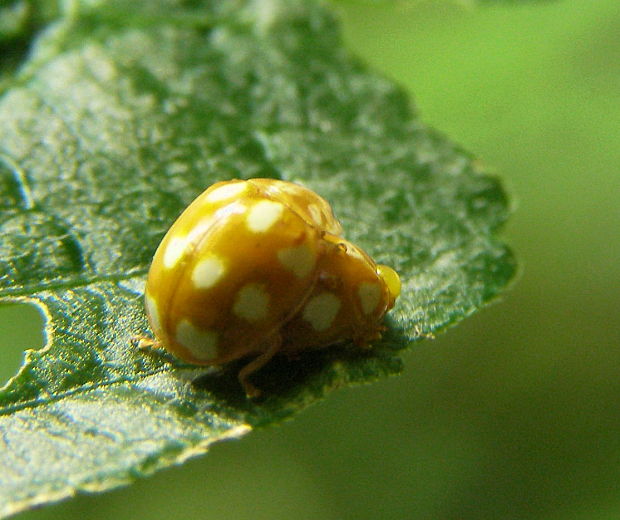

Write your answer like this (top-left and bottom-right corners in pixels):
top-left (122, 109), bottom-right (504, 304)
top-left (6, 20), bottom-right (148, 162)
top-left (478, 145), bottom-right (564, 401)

top-left (144, 179), bottom-right (400, 396)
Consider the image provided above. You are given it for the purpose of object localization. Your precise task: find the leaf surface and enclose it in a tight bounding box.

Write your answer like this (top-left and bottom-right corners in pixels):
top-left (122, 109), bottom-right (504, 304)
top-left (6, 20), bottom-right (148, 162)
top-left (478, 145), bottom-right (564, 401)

top-left (0, 0), bottom-right (515, 516)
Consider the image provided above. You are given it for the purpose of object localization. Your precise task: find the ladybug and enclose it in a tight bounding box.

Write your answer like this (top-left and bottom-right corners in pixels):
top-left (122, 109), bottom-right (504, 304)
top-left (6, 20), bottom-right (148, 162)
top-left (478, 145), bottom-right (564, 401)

top-left (143, 179), bottom-right (400, 397)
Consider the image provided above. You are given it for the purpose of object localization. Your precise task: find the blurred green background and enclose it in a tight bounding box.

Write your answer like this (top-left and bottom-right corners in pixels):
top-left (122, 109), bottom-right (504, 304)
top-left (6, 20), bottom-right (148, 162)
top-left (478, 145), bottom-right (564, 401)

top-left (2, 0), bottom-right (619, 518)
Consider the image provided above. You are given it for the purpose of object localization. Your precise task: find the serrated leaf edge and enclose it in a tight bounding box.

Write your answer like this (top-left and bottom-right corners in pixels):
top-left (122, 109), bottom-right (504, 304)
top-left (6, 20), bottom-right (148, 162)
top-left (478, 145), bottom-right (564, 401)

top-left (0, 424), bottom-right (250, 519)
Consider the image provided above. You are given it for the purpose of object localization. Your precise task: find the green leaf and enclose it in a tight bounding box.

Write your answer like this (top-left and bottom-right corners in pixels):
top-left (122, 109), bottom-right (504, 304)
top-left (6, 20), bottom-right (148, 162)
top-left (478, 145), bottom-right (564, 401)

top-left (0, 0), bottom-right (516, 516)
top-left (0, 0), bottom-right (60, 85)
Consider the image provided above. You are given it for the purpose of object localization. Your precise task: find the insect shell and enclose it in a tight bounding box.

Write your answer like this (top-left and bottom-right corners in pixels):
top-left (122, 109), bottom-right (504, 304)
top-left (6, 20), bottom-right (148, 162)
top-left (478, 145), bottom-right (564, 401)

top-left (144, 178), bottom-right (401, 397)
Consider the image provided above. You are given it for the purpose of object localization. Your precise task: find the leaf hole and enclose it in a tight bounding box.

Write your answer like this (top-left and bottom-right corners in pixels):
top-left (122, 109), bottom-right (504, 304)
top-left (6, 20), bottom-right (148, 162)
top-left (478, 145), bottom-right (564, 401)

top-left (0, 301), bottom-right (45, 385)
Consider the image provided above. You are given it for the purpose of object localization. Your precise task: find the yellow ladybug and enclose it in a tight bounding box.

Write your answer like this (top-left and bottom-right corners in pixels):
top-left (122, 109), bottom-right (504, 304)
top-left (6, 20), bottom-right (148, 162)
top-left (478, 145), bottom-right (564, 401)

top-left (144, 179), bottom-right (400, 397)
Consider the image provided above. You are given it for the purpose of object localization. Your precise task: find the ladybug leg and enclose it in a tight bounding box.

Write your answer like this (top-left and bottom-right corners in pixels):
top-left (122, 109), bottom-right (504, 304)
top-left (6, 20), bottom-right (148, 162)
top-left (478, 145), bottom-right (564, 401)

top-left (413, 325), bottom-right (435, 340)
top-left (238, 333), bottom-right (282, 398)
top-left (131, 336), bottom-right (160, 350)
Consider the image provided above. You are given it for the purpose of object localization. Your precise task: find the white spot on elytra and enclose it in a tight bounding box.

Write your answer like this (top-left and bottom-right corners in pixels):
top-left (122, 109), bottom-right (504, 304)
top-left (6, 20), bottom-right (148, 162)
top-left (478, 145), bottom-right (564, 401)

top-left (302, 292), bottom-right (341, 332)
top-left (246, 200), bottom-right (283, 233)
top-left (163, 235), bottom-right (187, 268)
top-left (358, 282), bottom-right (382, 315)
top-left (206, 182), bottom-right (247, 203)
top-left (277, 243), bottom-right (315, 279)
top-left (214, 201), bottom-right (247, 221)
top-left (187, 215), bottom-right (216, 242)
top-left (191, 255), bottom-right (226, 289)
top-left (233, 283), bottom-right (269, 322)
top-left (145, 292), bottom-right (161, 334)
top-left (176, 319), bottom-right (218, 360)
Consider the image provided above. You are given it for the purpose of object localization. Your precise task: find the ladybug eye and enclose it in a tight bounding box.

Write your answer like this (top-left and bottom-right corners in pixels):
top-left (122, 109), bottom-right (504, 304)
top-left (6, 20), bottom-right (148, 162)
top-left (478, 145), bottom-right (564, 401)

top-left (143, 178), bottom-right (400, 397)
top-left (377, 264), bottom-right (401, 309)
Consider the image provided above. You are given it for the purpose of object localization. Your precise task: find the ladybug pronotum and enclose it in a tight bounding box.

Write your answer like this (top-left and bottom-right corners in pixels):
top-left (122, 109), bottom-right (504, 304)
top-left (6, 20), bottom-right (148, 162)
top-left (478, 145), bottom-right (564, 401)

top-left (144, 179), bottom-right (400, 397)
